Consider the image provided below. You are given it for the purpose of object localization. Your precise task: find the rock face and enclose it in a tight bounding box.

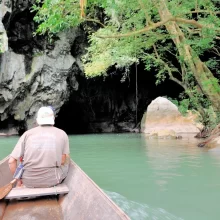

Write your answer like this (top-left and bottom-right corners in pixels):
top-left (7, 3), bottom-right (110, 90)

top-left (0, 0), bottom-right (141, 134)
top-left (198, 124), bottom-right (220, 149)
top-left (141, 97), bottom-right (200, 138)
top-left (0, 0), bottom-right (10, 53)
top-left (0, 31), bottom-right (80, 131)
top-left (0, 0), bottom-right (83, 133)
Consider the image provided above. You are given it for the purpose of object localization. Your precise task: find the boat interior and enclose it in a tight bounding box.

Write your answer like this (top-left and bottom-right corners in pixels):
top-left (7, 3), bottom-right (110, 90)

top-left (0, 157), bottom-right (129, 220)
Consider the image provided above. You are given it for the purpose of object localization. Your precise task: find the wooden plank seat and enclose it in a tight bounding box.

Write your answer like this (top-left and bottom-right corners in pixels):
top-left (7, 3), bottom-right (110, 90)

top-left (0, 157), bottom-right (130, 219)
top-left (4, 183), bottom-right (69, 200)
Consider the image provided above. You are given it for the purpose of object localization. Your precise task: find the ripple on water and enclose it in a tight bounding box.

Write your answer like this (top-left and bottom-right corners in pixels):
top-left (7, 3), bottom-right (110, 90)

top-left (105, 191), bottom-right (184, 220)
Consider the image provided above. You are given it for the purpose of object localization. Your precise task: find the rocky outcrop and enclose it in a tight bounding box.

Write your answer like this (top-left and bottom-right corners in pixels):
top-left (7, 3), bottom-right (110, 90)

top-left (141, 97), bottom-right (201, 138)
top-left (0, 0), bottom-right (10, 53)
top-left (0, 30), bottom-right (81, 130)
top-left (198, 124), bottom-right (220, 149)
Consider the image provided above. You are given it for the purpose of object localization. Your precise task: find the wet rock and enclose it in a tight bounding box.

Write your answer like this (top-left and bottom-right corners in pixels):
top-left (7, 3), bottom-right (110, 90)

top-left (198, 124), bottom-right (220, 148)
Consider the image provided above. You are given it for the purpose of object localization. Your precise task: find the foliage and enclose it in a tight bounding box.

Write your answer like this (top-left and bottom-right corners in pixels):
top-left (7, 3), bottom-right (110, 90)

top-left (205, 58), bottom-right (220, 75)
top-left (32, 0), bottom-right (81, 35)
top-left (32, 0), bottom-right (220, 77)
top-left (167, 97), bottom-right (189, 116)
top-left (32, 0), bottom-right (220, 127)
top-left (203, 106), bottom-right (218, 130)
top-left (169, 90), bottom-right (220, 129)
top-left (82, 28), bottom-right (140, 77)
top-left (168, 95), bottom-right (218, 129)
top-left (178, 99), bottom-right (190, 116)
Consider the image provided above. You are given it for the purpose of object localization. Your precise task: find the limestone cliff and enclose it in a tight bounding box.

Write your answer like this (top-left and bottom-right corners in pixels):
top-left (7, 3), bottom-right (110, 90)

top-left (0, 0), bottom-right (81, 133)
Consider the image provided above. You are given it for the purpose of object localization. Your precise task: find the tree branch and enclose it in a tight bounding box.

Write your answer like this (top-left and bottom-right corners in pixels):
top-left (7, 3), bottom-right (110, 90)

top-left (149, 53), bottom-right (186, 89)
top-left (212, 47), bottom-right (220, 56)
top-left (173, 18), bottom-right (203, 28)
top-left (179, 24), bottom-right (201, 35)
top-left (96, 18), bottom-right (172, 38)
top-left (179, 10), bottom-right (220, 16)
top-left (153, 44), bottom-right (159, 58)
top-left (137, 0), bottom-right (153, 25)
top-left (96, 16), bottom-right (213, 39)
top-left (84, 18), bottom-right (106, 28)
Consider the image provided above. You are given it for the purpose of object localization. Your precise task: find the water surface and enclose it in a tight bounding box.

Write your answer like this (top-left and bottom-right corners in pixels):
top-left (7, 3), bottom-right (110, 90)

top-left (0, 134), bottom-right (219, 220)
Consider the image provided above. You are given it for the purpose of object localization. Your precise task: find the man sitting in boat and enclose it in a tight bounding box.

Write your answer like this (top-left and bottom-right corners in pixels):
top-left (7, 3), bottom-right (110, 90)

top-left (8, 106), bottom-right (70, 188)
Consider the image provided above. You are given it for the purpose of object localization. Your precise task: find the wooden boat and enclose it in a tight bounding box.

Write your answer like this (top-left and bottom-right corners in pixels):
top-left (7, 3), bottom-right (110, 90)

top-left (0, 156), bottom-right (130, 220)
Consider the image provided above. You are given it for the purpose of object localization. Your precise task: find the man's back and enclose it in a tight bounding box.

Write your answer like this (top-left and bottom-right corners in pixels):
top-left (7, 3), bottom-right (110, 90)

top-left (11, 125), bottom-right (69, 188)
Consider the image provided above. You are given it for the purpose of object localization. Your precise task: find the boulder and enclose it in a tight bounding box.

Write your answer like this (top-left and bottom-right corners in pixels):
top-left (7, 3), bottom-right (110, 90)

top-left (141, 97), bottom-right (200, 138)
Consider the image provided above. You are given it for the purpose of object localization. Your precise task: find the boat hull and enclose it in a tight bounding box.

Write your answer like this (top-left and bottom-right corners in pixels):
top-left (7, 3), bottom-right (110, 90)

top-left (0, 156), bottom-right (130, 220)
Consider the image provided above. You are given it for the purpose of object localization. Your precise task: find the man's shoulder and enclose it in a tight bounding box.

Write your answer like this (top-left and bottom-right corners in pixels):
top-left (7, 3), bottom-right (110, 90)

top-left (23, 126), bottom-right (40, 135)
top-left (24, 126), bottom-right (68, 138)
top-left (53, 127), bottom-right (68, 136)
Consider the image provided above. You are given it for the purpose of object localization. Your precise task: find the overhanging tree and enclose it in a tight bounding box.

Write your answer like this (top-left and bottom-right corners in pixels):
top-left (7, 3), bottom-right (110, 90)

top-left (32, 0), bottom-right (220, 120)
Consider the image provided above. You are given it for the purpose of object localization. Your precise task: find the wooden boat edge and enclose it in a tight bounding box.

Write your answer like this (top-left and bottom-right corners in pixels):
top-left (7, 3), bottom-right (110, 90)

top-left (0, 156), bottom-right (130, 220)
top-left (67, 160), bottom-right (129, 219)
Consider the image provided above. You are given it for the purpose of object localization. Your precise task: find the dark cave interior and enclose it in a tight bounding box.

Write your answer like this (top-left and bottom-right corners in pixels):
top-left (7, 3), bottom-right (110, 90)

top-left (55, 64), bottom-right (184, 134)
top-left (0, 63), bottom-right (184, 135)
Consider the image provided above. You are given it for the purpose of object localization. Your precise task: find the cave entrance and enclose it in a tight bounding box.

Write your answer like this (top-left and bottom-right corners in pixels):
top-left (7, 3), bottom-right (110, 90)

top-left (55, 64), bottom-right (184, 134)
top-left (55, 99), bottom-right (90, 134)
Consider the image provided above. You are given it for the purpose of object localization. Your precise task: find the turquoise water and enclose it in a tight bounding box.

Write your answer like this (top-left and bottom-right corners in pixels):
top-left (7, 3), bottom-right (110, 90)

top-left (1, 134), bottom-right (220, 220)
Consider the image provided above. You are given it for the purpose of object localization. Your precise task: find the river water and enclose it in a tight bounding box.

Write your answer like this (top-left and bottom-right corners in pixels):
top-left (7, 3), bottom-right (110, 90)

top-left (0, 133), bottom-right (220, 220)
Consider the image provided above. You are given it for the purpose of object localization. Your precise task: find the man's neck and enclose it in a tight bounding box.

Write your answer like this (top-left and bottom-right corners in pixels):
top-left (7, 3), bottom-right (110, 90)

top-left (40, 125), bottom-right (53, 127)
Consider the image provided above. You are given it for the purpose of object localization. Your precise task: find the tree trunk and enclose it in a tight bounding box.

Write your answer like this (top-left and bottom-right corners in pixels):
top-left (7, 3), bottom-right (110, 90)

top-left (158, 0), bottom-right (220, 112)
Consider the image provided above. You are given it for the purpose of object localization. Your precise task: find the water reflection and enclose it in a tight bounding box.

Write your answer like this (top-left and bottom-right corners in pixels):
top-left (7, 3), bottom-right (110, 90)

top-left (208, 147), bottom-right (220, 167)
top-left (141, 136), bottom-right (202, 190)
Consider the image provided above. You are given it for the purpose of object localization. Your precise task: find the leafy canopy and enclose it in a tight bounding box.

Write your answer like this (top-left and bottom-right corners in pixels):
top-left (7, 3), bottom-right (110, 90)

top-left (32, 0), bottom-right (220, 78)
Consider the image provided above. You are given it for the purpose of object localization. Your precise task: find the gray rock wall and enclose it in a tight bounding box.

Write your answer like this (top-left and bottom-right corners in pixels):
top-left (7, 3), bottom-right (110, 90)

top-left (0, 0), bottom-right (10, 53)
top-left (0, 0), bottom-right (82, 132)
top-left (0, 31), bottom-right (81, 131)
